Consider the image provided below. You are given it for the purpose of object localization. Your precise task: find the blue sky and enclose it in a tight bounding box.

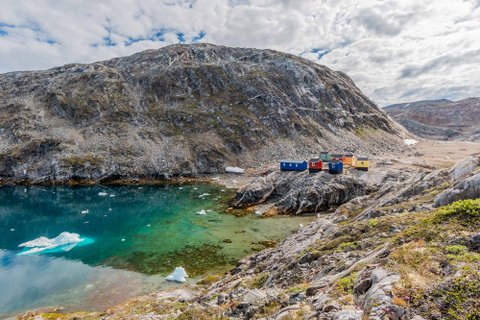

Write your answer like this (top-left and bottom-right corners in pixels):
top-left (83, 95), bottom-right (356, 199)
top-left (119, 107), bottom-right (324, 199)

top-left (0, 0), bottom-right (479, 105)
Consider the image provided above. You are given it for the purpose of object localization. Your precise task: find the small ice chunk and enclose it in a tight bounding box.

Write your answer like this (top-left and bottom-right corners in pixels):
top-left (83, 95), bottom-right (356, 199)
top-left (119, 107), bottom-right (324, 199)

top-left (165, 266), bottom-right (188, 283)
top-left (81, 209), bottom-right (89, 214)
top-left (121, 238), bottom-right (126, 242)
top-left (10, 228), bottom-right (15, 232)
top-left (98, 192), bottom-right (108, 196)
top-left (179, 187), bottom-right (184, 190)
top-left (108, 208), bottom-right (112, 211)
top-left (84, 221), bottom-right (89, 224)
top-left (196, 210), bottom-right (207, 215)
top-left (404, 139), bottom-right (418, 146)
top-left (198, 193), bottom-right (211, 198)
top-left (193, 187), bottom-right (198, 190)
top-left (147, 224), bottom-right (151, 227)
top-left (109, 194), bottom-right (116, 197)
top-left (225, 166), bottom-right (245, 174)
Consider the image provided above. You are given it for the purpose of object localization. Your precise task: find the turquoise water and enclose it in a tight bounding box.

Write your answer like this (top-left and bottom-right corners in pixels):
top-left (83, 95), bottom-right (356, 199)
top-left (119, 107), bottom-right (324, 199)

top-left (0, 184), bottom-right (310, 318)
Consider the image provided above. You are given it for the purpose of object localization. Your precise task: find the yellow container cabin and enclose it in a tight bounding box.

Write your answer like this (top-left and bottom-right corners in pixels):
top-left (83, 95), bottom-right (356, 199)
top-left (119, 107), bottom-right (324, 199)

top-left (356, 157), bottom-right (369, 171)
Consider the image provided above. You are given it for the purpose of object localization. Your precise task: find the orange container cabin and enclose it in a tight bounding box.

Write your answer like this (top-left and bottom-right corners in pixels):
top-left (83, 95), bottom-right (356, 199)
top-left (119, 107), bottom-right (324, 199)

top-left (308, 158), bottom-right (323, 173)
top-left (343, 154), bottom-right (357, 166)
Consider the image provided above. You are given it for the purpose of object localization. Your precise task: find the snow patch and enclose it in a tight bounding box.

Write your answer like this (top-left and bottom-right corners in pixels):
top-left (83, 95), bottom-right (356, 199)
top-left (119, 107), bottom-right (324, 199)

top-left (165, 267), bottom-right (188, 283)
top-left (404, 139), bottom-right (418, 146)
top-left (225, 166), bottom-right (245, 174)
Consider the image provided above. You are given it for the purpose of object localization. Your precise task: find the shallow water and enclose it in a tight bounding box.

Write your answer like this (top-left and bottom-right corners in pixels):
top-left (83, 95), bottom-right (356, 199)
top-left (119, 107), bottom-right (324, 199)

top-left (0, 184), bottom-right (311, 318)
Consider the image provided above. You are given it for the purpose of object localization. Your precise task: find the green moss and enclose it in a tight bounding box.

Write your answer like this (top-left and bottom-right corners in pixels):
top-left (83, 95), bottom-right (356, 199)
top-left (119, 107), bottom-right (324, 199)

top-left (368, 218), bottom-right (379, 227)
top-left (336, 241), bottom-right (358, 252)
top-left (444, 245), bottom-right (468, 255)
top-left (335, 273), bottom-right (357, 295)
top-left (434, 199), bottom-right (480, 224)
top-left (429, 267), bottom-right (480, 320)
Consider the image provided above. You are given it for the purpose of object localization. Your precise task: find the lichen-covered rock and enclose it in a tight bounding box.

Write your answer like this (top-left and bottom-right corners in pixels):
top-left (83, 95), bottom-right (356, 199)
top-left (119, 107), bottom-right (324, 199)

top-left (233, 171), bottom-right (367, 214)
top-left (434, 173), bottom-right (480, 207)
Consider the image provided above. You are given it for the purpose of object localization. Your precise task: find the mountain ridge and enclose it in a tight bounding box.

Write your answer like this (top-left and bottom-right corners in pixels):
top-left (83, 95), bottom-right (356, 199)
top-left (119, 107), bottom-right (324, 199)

top-left (0, 43), bottom-right (402, 184)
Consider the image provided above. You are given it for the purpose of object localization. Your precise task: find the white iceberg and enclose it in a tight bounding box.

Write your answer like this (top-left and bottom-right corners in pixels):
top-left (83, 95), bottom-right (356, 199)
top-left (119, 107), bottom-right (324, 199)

top-left (165, 266), bottom-right (188, 283)
top-left (225, 166), bottom-right (245, 174)
top-left (81, 209), bottom-right (89, 214)
top-left (98, 192), bottom-right (108, 196)
top-left (404, 139), bottom-right (418, 146)
top-left (196, 209), bottom-right (207, 215)
top-left (18, 232), bottom-right (84, 255)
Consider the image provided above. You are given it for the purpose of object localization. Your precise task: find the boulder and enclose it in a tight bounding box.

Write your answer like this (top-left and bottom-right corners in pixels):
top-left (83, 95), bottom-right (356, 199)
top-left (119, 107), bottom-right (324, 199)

top-left (434, 173), bottom-right (480, 207)
top-left (468, 233), bottom-right (480, 251)
top-left (449, 156), bottom-right (480, 183)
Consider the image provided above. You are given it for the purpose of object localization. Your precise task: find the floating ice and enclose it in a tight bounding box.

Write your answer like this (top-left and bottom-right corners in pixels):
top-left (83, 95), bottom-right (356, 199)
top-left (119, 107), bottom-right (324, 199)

top-left (198, 193), bottom-right (211, 198)
top-left (18, 232), bottom-right (86, 255)
top-left (10, 228), bottom-right (15, 232)
top-left (225, 166), bottom-right (245, 174)
top-left (193, 187), bottom-right (198, 190)
top-left (196, 210), bottom-right (207, 215)
top-left (121, 238), bottom-right (126, 242)
top-left (165, 266), bottom-right (188, 283)
top-left (81, 209), bottom-right (89, 214)
top-left (98, 192), bottom-right (108, 196)
top-left (109, 194), bottom-right (116, 197)
top-left (404, 139), bottom-right (418, 146)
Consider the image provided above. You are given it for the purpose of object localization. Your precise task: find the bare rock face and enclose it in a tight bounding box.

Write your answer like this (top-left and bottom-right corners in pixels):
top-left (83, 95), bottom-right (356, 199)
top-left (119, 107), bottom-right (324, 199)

top-left (385, 98), bottom-right (480, 142)
top-left (434, 173), bottom-right (480, 207)
top-left (0, 43), bottom-right (400, 184)
top-left (233, 171), bottom-right (367, 214)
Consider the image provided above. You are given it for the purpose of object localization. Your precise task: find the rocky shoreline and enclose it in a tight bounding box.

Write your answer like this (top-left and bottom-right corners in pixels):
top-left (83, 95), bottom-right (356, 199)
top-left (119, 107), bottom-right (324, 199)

top-left (16, 146), bottom-right (480, 320)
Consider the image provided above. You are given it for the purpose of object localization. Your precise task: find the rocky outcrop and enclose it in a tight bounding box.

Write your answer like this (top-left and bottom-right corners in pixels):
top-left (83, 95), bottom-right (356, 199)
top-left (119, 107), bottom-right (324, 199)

top-left (233, 171), bottom-right (367, 214)
top-left (0, 43), bottom-right (401, 184)
top-left (434, 173), bottom-right (480, 207)
top-left (385, 97), bottom-right (480, 142)
top-left (449, 156), bottom-right (480, 183)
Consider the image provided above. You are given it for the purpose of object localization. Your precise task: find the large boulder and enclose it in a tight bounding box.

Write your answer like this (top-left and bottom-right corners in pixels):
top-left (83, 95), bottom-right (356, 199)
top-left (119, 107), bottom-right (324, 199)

top-left (434, 173), bottom-right (480, 207)
top-left (449, 156), bottom-right (480, 183)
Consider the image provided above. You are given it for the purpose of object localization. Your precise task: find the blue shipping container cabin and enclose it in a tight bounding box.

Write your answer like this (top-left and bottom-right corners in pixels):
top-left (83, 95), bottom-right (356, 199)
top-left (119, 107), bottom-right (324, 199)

top-left (280, 160), bottom-right (308, 172)
top-left (328, 160), bottom-right (343, 174)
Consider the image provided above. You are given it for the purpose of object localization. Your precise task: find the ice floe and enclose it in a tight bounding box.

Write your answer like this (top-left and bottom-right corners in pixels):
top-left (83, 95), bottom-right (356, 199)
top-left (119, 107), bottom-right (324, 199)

top-left (196, 209), bottom-right (207, 215)
top-left (97, 192), bottom-right (108, 196)
top-left (18, 232), bottom-right (86, 255)
top-left (225, 166), bottom-right (245, 174)
top-left (165, 266), bottom-right (188, 283)
top-left (81, 209), bottom-right (89, 214)
top-left (404, 139), bottom-right (418, 146)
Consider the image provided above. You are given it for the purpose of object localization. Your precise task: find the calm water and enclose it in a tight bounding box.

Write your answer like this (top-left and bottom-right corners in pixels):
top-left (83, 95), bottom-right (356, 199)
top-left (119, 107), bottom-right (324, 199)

top-left (0, 184), bottom-right (310, 318)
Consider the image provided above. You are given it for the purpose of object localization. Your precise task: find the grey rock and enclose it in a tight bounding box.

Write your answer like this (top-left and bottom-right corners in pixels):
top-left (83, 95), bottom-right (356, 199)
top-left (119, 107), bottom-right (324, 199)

top-left (450, 156), bottom-right (480, 182)
top-left (353, 278), bottom-right (372, 294)
top-left (333, 310), bottom-right (363, 320)
top-left (434, 173), bottom-right (480, 207)
top-left (468, 233), bottom-right (480, 251)
top-left (234, 171), bottom-right (366, 214)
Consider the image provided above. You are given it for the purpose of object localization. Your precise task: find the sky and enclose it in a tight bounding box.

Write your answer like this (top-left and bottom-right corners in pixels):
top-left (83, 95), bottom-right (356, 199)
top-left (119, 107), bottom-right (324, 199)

top-left (0, 0), bottom-right (479, 106)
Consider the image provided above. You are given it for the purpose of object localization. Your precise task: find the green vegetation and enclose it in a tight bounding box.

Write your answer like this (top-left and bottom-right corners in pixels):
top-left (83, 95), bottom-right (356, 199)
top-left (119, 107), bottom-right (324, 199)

top-left (335, 273), bottom-right (356, 295)
top-left (434, 199), bottom-right (480, 224)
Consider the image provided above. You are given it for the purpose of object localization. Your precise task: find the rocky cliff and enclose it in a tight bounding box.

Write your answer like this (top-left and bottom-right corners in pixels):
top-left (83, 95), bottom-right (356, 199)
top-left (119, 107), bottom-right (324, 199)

top-left (384, 98), bottom-right (480, 142)
top-left (0, 43), bottom-right (401, 184)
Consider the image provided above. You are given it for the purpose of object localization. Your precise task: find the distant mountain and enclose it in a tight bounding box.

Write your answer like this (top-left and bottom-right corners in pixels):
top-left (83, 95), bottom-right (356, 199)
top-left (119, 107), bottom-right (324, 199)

top-left (0, 43), bottom-right (401, 184)
top-left (385, 97), bottom-right (480, 142)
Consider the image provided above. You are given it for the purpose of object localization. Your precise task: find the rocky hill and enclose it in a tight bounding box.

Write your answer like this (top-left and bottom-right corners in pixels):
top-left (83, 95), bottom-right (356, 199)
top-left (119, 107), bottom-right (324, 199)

top-left (385, 98), bottom-right (480, 142)
top-left (0, 43), bottom-right (402, 184)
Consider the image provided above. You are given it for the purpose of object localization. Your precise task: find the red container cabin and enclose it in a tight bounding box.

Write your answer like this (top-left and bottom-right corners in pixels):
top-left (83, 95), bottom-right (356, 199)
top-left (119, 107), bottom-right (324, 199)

top-left (308, 158), bottom-right (323, 173)
top-left (331, 154), bottom-right (345, 161)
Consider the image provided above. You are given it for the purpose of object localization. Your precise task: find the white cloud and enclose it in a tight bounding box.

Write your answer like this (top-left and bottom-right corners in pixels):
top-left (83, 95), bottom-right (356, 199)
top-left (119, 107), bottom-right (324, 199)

top-left (0, 0), bottom-right (479, 105)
